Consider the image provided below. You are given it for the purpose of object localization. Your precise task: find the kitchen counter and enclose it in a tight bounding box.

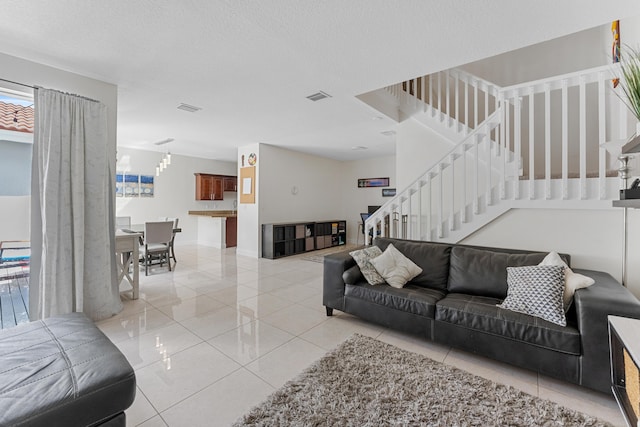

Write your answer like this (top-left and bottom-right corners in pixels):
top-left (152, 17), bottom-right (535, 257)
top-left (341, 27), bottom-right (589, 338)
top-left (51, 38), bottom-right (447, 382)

top-left (189, 211), bottom-right (237, 248)
top-left (188, 210), bottom-right (237, 217)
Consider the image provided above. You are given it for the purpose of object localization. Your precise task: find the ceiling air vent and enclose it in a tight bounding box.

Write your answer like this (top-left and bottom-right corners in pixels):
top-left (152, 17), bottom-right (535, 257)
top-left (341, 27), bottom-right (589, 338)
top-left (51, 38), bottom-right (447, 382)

top-left (154, 138), bottom-right (174, 146)
top-left (381, 130), bottom-right (396, 136)
top-left (177, 103), bottom-right (202, 113)
top-left (306, 91), bottom-right (332, 102)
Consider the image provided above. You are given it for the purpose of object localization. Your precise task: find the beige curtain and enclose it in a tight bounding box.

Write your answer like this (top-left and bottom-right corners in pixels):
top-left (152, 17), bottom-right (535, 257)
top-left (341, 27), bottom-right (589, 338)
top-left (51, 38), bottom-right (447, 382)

top-left (30, 88), bottom-right (120, 321)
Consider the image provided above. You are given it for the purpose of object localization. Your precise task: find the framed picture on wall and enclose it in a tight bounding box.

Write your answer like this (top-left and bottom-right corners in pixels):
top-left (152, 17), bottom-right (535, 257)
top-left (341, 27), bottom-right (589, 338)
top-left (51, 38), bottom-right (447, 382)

top-left (140, 175), bottom-right (154, 197)
top-left (116, 173), bottom-right (124, 197)
top-left (382, 188), bottom-right (396, 197)
top-left (358, 177), bottom-right (389, 188)
top-left (124, 174), bottom-right (139, 197)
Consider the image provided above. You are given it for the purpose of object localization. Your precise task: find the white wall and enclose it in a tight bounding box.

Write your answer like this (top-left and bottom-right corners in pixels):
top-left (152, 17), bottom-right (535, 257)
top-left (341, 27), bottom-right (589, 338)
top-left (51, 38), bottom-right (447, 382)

top-left (258, 144), bottom-right (343, 225)
top-left (115, 146), bottom-right (237, 244)
top-left (339, 155), bottom-right (396, 244)
top-left (0, 196), bottom-right (30, 241)
top-left (395, 119), bottom-right (453, 189)
top-left (461, 25), bottom-right (609, 86)
top-left (462, 16), bottom-right (640, 86)
top-left (236, 143), bottom-right (260, 258)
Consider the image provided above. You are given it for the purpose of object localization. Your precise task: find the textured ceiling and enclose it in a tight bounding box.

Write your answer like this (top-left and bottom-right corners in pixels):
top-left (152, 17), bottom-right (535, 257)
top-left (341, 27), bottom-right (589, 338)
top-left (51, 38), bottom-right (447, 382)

top-left (0, 1), bottom-right (637, 161)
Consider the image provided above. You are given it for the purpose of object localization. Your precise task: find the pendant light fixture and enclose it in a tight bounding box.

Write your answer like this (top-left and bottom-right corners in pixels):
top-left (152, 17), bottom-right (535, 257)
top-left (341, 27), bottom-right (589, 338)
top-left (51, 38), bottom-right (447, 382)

top-left (153, 138), bottom-right (174, 177)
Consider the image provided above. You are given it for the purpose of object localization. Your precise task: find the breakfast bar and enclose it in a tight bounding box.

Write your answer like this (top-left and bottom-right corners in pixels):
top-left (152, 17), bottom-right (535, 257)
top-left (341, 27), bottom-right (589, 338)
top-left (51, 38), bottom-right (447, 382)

top-left (188, 210), bottom-right (237, 248)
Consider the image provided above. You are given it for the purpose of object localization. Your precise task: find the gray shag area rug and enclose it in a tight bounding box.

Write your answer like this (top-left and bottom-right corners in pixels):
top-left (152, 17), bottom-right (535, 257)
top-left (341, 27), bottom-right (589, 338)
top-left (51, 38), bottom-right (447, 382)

top-left (234, 334), bottom-right (612, 427)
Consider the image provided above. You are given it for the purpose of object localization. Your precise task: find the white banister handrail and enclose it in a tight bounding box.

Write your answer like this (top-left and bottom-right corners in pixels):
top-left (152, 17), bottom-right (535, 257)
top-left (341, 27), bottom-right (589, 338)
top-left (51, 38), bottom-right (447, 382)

top-left (500, 63), bottom-right (619, 96)
top-left (451, 68), bottom-right (500, 94)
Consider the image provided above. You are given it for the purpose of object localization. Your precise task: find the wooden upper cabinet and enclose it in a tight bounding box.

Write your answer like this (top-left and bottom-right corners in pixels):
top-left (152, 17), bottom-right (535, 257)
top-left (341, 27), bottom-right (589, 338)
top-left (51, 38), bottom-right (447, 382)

top-left (223, 176), bottom-right (237, 192)
top-left (195, 173), bottom-right (237, 200)
top-left (195, 173), bottom-right (223, 200)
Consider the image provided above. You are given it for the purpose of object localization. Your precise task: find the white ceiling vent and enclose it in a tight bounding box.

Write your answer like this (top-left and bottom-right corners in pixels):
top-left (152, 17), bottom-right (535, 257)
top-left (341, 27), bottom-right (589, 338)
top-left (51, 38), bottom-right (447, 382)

top-left (381, 130), bottom-right (396, 136)
top-left (306, 91), bottom-right (332, 102)
top-left (154, 138), bottom-right (174, 146)
top-left (177, 103), bottom-right (202, 113)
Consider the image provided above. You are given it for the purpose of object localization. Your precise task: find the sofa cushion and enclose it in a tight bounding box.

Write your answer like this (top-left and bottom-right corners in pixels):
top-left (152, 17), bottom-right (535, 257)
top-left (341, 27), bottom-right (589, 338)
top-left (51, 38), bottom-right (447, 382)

top-left (448, 246), bottom-right (548, 299)
top-left (349, 246), bottom-right (385, 285)
top-left (369, 243), bottom-right (422, 288)
top-left (374, 237), bottom-right (451, 290)
top-left (538, 251), bottom-right (595, 310)
top-left (345, 282), bottom-right (446, 318)
top-left (0, 312), bottom-right (136, 426)
top-left (435, 293), bottom-right (580, 355)
top-left (499, 265), bottom-right (567, 326)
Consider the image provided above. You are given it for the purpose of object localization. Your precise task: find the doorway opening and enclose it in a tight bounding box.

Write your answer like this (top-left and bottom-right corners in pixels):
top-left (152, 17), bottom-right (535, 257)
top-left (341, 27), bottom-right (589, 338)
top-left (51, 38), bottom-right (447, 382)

top-left (0, 86), bottom-right (34, 328)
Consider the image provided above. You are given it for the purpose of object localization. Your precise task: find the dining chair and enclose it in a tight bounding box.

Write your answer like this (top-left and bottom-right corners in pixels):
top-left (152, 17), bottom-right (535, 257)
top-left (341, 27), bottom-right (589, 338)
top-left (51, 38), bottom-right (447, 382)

top-left (116, 216), bottom-right (131, 229)
top-left (142, 221), bottom-right (173, 276)
top-left (166, 217), bottom-right (179, 263)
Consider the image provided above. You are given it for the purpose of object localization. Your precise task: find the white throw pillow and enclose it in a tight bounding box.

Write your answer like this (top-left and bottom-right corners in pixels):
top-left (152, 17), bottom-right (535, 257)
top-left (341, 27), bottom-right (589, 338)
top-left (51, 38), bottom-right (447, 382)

top-left (369, 243), bottom-right (422, 288)
top-left (539, 251), bottom-right (594, 309)
top-left (349, 246), bottom-right (385, 285)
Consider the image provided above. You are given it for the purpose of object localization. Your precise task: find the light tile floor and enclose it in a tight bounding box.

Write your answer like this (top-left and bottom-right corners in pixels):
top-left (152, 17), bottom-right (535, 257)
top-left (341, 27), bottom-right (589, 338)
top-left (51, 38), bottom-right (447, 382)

top-left (97, 244), bottom-right (626, 426)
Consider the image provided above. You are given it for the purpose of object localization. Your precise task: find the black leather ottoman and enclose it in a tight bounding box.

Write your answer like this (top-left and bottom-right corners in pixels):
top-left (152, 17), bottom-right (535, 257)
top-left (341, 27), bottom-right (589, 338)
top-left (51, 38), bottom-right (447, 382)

top-left (0, 313), bottom-right (136, 426)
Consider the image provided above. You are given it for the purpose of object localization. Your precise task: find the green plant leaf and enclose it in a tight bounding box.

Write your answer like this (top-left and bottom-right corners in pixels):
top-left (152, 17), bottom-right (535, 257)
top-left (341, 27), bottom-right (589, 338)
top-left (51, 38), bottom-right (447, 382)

top-left (618, 44), bottom-right (640, 123)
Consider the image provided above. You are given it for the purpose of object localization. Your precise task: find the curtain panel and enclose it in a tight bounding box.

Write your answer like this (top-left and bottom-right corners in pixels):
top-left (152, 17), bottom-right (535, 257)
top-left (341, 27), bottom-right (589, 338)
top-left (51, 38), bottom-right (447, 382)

top-left (30, 88), bottom-right (120, 321)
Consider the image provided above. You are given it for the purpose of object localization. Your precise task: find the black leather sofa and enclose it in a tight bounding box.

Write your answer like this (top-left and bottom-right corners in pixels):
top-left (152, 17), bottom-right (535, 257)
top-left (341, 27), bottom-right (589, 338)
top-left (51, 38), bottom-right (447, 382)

top-left (0, 312), bottom-right (136, 426)
top-left (323, 237), bottom-right (640, 394)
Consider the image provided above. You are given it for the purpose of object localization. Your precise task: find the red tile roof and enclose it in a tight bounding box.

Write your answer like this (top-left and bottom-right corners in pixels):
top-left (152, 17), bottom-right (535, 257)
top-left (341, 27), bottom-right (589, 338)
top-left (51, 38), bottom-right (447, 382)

top-left (0, 101), bottom-right (34, 133)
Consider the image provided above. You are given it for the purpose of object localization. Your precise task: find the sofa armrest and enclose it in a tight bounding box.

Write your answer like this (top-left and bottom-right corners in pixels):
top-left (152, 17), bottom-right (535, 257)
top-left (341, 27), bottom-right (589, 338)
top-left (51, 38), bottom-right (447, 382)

top-left (573, 268), bottom-right (640, 392)
top-left (343, 265), bottom-right (363, 285)
top-left (323, 250), bottom-right (356, 312)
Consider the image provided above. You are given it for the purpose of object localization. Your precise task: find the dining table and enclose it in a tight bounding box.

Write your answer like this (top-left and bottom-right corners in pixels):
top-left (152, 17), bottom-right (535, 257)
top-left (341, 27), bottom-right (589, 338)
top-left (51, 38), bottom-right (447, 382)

top-left (115, 229), bottom-right (142, 300)
top-left (115, 223), bottom-right (182, 299)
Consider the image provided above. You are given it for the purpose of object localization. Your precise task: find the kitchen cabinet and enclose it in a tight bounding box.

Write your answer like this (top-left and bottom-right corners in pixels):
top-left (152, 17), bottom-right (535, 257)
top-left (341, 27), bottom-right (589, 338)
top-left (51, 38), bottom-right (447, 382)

top-left (223, 176), bottom-right (237, 192)
top-left (195, 173), bottom-right (238, 200)
top-left (225, 216), bottom-right (237, 248)
top-left (195, 173), bottom-right (223, 200)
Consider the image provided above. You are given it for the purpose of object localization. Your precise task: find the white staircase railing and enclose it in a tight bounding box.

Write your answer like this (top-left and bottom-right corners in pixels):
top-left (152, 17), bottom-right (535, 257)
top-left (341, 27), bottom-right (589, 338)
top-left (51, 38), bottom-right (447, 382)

top-left (366, 63), bottom-right (630, 244)
top-left (388, 69), bottom-right (503, 139)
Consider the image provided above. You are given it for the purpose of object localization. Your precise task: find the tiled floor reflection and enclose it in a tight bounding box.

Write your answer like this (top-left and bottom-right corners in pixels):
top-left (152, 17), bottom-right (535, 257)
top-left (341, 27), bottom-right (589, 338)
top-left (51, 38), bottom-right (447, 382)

top-left (97, 244), bottom-right (626, 426)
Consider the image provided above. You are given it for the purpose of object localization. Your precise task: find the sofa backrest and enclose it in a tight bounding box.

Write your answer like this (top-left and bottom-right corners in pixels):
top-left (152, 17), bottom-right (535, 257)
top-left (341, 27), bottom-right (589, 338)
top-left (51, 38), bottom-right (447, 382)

top-left (374, 237), bottom-right (451, 291)
top-left (372, 237), bottom-right (571, 298)
top-left (448, 246), bottom-right (562, 299)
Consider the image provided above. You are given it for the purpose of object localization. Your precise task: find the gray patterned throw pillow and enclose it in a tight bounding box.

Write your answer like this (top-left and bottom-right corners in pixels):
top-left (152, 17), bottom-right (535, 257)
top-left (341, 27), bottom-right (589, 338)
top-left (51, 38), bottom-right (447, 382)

top-left (349, 246), bottom-right (385, 285)
top-left (498, 265), bottom-right (566, 326)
